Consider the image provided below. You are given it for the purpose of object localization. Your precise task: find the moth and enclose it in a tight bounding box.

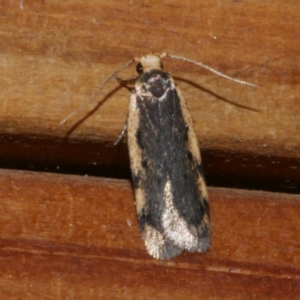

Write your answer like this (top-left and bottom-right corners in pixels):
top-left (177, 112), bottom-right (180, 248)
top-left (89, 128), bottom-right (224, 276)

top-left (118, 53), bottom-right (210, 260)
top-left (61, 53), bottom-right (255, 260)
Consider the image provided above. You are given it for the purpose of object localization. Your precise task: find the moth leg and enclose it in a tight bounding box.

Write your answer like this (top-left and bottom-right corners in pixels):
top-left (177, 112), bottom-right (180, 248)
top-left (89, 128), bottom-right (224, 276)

top-left (114, 122), bottom-right (128, 146)
top-left (113, 75), bottom-right (137, 146)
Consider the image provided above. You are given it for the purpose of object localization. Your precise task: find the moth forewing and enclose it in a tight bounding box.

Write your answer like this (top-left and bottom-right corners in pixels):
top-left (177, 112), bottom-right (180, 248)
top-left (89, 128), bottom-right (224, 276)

top-left (175, 86), bottom-right (210, 251)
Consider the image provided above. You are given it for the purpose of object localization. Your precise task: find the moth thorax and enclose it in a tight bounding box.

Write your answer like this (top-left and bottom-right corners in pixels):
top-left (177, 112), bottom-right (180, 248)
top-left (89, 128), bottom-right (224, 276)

top-left (140, 55), bottom-right (162, 72)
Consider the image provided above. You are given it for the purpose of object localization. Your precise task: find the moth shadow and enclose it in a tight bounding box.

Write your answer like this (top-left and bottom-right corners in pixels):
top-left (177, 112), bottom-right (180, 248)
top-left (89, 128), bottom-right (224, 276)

top-left (62, 84), bottom-right (125, 140)
top-left (173, 76), bottom-right (259, 112)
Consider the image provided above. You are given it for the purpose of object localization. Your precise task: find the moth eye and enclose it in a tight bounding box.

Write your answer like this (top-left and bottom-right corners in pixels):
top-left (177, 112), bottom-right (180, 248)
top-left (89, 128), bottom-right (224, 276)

top-left (136, 62), bottom-right (143, 74)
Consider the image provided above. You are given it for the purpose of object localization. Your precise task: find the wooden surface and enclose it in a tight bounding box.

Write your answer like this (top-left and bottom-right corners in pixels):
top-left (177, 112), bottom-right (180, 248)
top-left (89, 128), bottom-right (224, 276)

top-left (1, 169), bottom-right (300, 300)
top-left (0, 0), bottom-right (300, 299)
top-left (0, 0), bottom-right (299, 193)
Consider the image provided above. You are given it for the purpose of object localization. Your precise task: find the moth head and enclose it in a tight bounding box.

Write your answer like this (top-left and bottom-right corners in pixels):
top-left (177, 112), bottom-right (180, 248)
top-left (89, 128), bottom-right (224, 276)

top-left (135, 54), bottom-right (164, 74)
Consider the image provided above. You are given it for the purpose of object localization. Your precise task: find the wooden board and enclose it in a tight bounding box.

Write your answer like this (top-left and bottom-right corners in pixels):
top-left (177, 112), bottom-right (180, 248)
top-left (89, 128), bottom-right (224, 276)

top-left (0, 0), bottom-right (299, 193)
top-left (0, 0), bottom-right (299, 156)
top-left (0, 169), bottom-right (300, 299)
top-left (0, 1), bottom-right (300, 298)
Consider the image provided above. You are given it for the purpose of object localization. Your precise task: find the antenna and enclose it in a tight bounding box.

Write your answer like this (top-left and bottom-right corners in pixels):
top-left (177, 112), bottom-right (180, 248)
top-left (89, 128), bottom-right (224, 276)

top-left (165, 53), bottom-right (258, 88)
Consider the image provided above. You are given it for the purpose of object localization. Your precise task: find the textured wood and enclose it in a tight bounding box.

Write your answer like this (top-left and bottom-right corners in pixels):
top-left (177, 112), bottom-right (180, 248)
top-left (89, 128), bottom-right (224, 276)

top-left (0, 169), bottom-right (300, 299)
top-left (0, 1), bottom-right (300, 298)
top-left (0, 0), bottom-right (299, 193)
top-left (0, 0), bottom-right (299, 156)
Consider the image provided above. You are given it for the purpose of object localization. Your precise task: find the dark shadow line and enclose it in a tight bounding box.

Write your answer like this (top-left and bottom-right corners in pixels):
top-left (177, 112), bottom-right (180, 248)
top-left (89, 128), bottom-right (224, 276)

top-left (62, 84), bottom-right (127, 140)
top-left (173, 76), bottom-right (260, 112)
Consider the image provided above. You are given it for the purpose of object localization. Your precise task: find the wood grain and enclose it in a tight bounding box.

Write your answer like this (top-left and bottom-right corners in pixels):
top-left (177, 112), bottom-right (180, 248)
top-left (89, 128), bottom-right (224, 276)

top-left (0, 0), bottom-right (299, 152)
top-left (0, 1), bottom-right (300, 298)
top-left (0, 169), bottom-right (300, 300)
